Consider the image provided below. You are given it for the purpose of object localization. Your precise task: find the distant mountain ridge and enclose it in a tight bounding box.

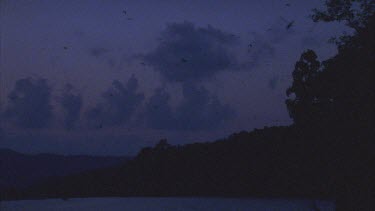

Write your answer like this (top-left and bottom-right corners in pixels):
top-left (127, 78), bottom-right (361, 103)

top-left (1, 125), bottom-right (373, 210)
top-left (0, 148), bottom-right (130, 190)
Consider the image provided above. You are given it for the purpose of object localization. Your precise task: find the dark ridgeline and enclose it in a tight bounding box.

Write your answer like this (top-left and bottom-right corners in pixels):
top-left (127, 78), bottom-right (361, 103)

top-left (0, 149), bottom-right (129, 193)
top-left (2, 0), bottom-right (374, 210)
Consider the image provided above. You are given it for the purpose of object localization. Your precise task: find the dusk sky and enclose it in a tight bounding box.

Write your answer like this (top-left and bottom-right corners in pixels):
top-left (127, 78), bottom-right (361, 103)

top-left (0, 0), bottom-right (349, 156)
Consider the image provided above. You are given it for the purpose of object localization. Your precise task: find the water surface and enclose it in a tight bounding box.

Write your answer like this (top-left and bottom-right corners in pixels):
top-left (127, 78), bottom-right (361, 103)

top-left (1, 197), bottom-right (335, 211)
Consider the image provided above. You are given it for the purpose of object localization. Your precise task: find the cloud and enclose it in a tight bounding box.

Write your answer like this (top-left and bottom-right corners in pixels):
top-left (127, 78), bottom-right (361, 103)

top-left (107, 58), bottom-right (116, 68)
top-left (88, 47), bottom-right (119, 68)
top-left (89, 47), bottom-right (110, 58)
top-left (143, 87), bottom-right (175, 130)
top-left (144, 83), bottom-right (235, 131)
top-left (300, 35), bottom-right (324, 49)
top-left (268, 76), bottom-right (279, 90)
top-left (143, 21), bottom-right (239, 82)
top-left (175, 83), bottom-right (235, 130)
top-left (244, 18), bottom-right (295, 68)
top-left (3, 78), bottom-right (53, 128)
top-left (60, 84), bottom-right (83, 130)
top-left (246, 38), bottom-right (275, 67)
top-left (0, 127), bottom-right (4, 141)
top-left (85, 75), bottom-right (144, 128)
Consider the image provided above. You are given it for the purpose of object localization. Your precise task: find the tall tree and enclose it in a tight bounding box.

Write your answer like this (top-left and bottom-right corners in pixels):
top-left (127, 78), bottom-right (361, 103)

top-left (286, 50), bottom-right (321, 127)
top-left (287, 1), bottom-right (375, 209)
top-left (312, 0), bottom-right (375, 132)
top-left (287, 0), bottom-right (374, 131)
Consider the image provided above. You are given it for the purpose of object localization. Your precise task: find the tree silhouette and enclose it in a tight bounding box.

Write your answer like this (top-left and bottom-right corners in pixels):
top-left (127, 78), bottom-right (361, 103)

top-left (290, 2), bottom-right (375, 209)
top-left (155, 139), bottom-right (171, 151)
top-left (287, 1), bottom-right (374, 132)
top-left (310, 1), bottom-right (374, 133)
top-left (312, 0), bottom-right (375, 32)
top-left (285, 50), bottom-right (321, 127)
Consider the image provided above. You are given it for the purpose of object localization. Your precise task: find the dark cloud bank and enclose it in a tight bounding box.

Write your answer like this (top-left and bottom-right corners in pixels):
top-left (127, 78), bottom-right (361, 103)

top-left (143, 21), bottom-right (239, 82)
top-left (2, 78), bottom-right (53, 129)
top-left (60, 84), bottom-right (83, 130)
top-left (2, 76), bottom-right (234, 132)
top-left (88, 47), bottom-right (110, 58)
top-left (85, 75), bottom-right (145, 128)
top-left (2, 22), bottom-right (238, 132)
top-left (144, 83), bottom-right (234, 131)
top-left (141, 21), bottom-right (237, 130)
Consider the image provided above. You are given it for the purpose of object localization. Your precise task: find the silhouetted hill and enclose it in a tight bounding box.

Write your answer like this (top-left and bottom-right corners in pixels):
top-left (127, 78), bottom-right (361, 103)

top-left (0, 148), bottom-right (130, 190)
top-left (2, 124), bottom-right (373, 210)
top-left (3, 126), bottom-right (339, 199)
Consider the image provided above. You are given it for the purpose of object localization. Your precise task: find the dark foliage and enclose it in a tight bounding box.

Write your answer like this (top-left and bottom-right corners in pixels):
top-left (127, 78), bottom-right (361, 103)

top-left (286, 50), bottom-right (321, 126)
top-left (312, 0), bottom-right (375, 32)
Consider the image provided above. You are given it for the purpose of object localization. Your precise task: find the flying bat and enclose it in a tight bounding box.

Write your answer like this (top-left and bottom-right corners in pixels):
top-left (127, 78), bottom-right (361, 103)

top-left (286, 21), bottom-right (295, 29)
